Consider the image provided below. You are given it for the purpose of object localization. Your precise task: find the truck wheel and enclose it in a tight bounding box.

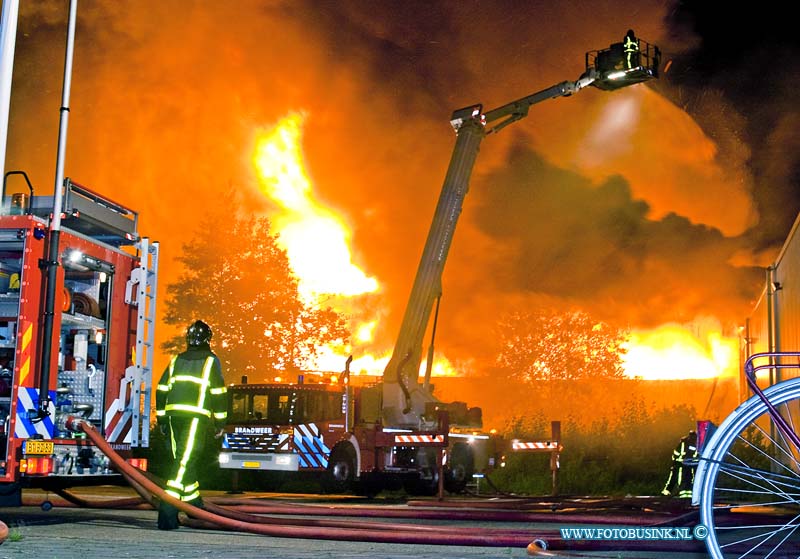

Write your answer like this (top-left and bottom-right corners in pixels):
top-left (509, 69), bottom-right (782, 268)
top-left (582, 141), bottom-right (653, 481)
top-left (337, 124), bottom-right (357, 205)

top-left (354, 472), bottom-right (383, 498)
top-left (404, 468), bottom-right (440, 496)
top-left (321, 443), bottom-right (356, 494)
top-left (403, 448), bottom-right (441, 496)
top-left (444, 443), bottom-right (475, 494)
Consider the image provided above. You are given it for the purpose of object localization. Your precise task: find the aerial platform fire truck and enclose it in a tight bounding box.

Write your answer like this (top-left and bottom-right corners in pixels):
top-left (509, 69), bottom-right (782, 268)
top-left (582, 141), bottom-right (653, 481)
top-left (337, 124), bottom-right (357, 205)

top-left (0, 177), bottom-right (158, 505)
top-left (218, 32), bottom-right (660, 496)
top-left (220, 367), bottom-right (489, 496)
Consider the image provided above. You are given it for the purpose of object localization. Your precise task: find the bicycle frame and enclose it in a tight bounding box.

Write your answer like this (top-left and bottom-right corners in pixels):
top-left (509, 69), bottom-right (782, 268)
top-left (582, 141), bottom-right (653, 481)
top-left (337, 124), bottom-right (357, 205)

top-left (743, 352), bottom-right (800, 452)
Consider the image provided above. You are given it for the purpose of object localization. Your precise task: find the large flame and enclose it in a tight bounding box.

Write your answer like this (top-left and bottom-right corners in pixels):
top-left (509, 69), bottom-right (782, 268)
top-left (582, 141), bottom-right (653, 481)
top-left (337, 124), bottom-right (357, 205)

top-left (253, 113), bottom-right (735, 382)
top-left (622, 320), bottom-right (738, 380)
top-left (253, 112), bottom-right (458, 377)
top-left (253, 112), bottom-right (378, 300)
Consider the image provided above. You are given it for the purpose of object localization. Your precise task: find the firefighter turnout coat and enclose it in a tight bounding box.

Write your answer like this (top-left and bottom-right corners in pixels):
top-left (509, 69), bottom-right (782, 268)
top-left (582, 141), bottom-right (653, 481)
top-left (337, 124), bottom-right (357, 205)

top-left (155, 345), bottom-right (227, 503)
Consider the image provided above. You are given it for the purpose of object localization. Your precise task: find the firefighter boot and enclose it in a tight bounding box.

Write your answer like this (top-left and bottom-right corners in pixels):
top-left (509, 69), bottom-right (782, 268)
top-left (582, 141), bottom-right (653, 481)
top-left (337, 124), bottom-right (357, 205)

top-left (157, 501), bottom-right (180, 530)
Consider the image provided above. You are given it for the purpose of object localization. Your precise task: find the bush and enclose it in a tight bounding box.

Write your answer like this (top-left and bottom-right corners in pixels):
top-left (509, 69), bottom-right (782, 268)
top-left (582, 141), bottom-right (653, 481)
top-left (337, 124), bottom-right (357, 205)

top-left (489, 399), bottom-right (697, 496)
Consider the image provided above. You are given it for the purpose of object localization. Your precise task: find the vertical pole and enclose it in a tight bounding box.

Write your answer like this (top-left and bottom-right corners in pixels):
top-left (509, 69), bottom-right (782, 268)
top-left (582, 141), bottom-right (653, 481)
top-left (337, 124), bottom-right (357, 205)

top-left (437, 447), bottom-right (445, 501)
top-left (227, 470), bottom-right (243, 495)
top-left (767, 266), bottom-right (781, 383)
top-left (38, 0), bottom-right (78, 417)
top-left (766, 267), bottom-right (781, 472)
top-left (550, 421), bottom-right (561, 496)
top-left (437, 410), bottom-right (449, 501)
top-left (766, 267), bottom-right (775, 386)
top-left (0, 0), bottom-right (20, 206)
top-left (741, 319), bottom-right (751, 402)
top-left (344, 355), bottom-right (353, 432)
top-left (50, 0), bottom-right (77, 231)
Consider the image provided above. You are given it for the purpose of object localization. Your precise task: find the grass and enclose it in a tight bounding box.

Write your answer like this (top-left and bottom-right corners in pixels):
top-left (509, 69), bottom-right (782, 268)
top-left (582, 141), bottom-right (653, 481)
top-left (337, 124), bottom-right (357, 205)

top-left (8, 527), bottom-right (23, 542)
top-left (489, 398), bottom-right (697, 496)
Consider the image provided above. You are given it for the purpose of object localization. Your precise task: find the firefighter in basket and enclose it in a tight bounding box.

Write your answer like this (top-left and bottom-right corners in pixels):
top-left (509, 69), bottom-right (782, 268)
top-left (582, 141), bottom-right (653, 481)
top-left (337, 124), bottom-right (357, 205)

top-left (155, 320), bottom-right (227, 530)
top-left (661, 430), bottom-right (698, 499)
top-left (623, 29), bottom-right (639, 70)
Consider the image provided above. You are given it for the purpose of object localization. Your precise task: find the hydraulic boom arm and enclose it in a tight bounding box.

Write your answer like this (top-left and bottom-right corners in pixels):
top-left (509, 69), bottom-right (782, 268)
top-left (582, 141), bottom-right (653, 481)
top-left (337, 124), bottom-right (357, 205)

top-left (380, 74), bottom-right (598, 427)
top-left (381, 33), bottom-right (659, 428)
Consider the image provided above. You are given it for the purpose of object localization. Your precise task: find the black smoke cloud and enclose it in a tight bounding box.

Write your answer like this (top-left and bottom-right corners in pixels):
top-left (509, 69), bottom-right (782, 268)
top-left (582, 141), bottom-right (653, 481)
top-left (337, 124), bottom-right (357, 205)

top-left (659, 1), bottom-right (800, 249)
top-left (469, 142), bottom-right (762, 327)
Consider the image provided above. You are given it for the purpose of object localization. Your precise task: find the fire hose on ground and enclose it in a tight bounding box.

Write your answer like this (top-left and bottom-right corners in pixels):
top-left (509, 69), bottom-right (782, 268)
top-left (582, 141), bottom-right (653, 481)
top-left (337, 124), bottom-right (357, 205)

top-left (62, 415), bottom-right (705, 554)
top-left (68, 415), bottom-right (547, 547)
top-left (23, 490), bottom-right (700, 542)
top-left (203, 498), bottom-right (690, 526)
top-left (51, 487), bottom-right (151, 509)
top-left (31, 487), bottom-right (695, 528)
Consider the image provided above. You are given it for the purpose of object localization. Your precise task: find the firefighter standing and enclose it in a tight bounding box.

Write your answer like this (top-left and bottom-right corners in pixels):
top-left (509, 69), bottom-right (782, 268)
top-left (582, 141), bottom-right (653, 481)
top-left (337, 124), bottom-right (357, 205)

top-left (662, 430), bottom-right (698, 499)
top-left (155, 320), bottom-right (227, 530)
top-left (623, 29), bottom-right (639, 69)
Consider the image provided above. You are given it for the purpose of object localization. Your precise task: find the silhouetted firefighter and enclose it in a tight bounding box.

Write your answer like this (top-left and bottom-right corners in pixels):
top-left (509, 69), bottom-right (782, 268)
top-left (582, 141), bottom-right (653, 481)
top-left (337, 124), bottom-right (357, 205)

top-left (662, 430), bottom-right (698, 498)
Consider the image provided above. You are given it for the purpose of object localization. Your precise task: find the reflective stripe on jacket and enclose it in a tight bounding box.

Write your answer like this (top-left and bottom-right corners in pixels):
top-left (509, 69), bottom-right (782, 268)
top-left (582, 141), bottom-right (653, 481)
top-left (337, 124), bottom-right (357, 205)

top-left (156, 346), bottom-right (227, 426)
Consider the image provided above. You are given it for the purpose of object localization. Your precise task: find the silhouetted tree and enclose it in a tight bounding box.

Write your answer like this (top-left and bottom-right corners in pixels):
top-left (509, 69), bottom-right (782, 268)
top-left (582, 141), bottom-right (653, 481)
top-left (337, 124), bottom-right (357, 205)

top-left (161, 200), bottom-right (349, 382)
top-left (495, 308), bottom-right (627, 382)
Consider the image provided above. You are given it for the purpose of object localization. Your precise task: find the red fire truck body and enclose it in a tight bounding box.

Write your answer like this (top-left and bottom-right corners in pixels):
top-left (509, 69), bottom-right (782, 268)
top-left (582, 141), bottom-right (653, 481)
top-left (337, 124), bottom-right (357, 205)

top-left (219, 374), bottom-right (490, 495)
top-left (0, 180), bottom-right (157, 504)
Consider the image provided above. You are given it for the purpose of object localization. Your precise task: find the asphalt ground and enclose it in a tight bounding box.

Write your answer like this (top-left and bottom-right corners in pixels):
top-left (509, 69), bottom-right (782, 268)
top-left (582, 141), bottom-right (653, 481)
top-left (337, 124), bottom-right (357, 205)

top-left (0, 489), bottom-right (712, 559)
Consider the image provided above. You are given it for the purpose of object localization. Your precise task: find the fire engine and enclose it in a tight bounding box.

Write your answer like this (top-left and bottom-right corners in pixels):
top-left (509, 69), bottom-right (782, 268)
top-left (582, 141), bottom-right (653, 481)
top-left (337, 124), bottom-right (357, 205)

top-left (0, 178), bottom-right (157, 506)
top-left (220, 367), bottom-right (489, 495)
top-left (219, 33), bottom-right (660, 496)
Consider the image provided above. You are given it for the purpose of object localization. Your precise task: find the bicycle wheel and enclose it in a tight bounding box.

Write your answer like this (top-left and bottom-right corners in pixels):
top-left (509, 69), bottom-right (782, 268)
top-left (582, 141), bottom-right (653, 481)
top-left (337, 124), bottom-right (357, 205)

top-left (696, 377), bottom-right (800, 558)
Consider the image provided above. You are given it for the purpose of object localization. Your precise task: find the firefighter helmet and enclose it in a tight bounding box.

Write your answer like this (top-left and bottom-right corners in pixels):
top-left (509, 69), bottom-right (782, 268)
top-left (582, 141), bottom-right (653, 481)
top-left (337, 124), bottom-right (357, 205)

top-left (186, 320), bottom-right (212, 347)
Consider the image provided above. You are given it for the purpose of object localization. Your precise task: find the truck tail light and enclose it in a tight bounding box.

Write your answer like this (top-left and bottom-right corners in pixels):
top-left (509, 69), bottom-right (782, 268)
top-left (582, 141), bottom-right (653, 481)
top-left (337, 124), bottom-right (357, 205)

top-left (20, 457), bottom-right (55, 475)
top-left (126, 458), bottom-right (148, 471)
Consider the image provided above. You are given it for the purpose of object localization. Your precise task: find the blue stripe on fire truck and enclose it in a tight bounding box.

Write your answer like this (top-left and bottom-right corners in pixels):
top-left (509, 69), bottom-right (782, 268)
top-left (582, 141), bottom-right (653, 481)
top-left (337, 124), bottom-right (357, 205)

top-left (15, 388), bottom-right (57, 439)
top-left (223, 432), bottom-right (290, 451)
top-left (293, 423), bottom-right (330, 469)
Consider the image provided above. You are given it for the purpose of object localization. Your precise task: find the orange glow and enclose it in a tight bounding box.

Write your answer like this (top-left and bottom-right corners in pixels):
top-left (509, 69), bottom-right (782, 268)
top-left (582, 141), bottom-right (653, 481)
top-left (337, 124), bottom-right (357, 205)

top-left (253, 113), bottom-right (460, 378)
top-left (355, 321), bottom-right (377, 343)
top-left (315, 348), bottom-right (389, 376)
top-left (253, 112), bottom-right (378, 300)
top-left (421, 356), bottom-right (459, 378)
top-left (622, 321), bottom-right (738, 380)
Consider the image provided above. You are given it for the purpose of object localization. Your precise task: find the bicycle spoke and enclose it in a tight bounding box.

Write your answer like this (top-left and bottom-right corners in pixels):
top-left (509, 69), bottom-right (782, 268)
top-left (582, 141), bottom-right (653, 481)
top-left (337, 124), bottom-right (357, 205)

top-left (733, 432), bottom-right (799, 479)
top-left (716, 459), bottom-right (800, 488)
top-left (750, 417), bottom-right (800, 474)
top-left (717, 524), bottom-right (800, 531)
top-left (718, 511), bottom-right (800, 558)
top-left (762, 519), bottom-right (800, 559)
top-left (715, 463), bottom-right (800, 501)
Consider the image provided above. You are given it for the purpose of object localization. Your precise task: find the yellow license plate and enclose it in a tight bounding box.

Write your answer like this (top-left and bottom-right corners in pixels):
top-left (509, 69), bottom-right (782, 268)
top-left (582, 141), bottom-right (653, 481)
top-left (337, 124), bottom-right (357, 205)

top-left (24, 440), bottom-right (54, 455)
top-left (242, 461), bottom-right (261, 469)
